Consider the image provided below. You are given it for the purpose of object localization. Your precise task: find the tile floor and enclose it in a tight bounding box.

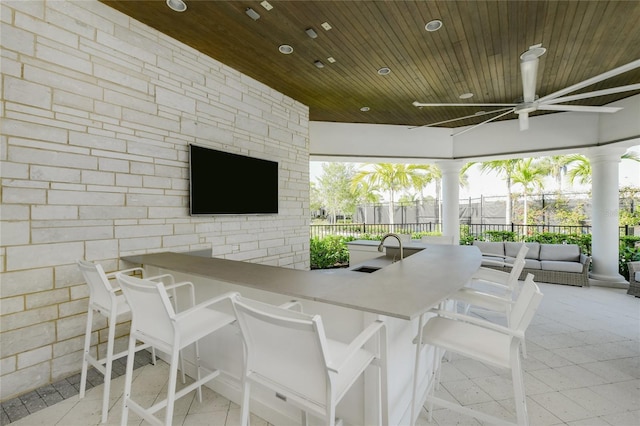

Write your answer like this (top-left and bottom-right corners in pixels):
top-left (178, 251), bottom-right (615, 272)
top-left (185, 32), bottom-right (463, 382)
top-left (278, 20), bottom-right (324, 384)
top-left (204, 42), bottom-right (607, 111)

top-left (2, 282), bottom-right (638, 426)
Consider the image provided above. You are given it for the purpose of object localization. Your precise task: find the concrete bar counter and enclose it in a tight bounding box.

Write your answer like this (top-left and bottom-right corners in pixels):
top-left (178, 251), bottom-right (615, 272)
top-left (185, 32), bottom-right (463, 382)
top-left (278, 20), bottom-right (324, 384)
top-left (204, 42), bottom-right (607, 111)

top-left (123, 244), bottom-right (481, 425)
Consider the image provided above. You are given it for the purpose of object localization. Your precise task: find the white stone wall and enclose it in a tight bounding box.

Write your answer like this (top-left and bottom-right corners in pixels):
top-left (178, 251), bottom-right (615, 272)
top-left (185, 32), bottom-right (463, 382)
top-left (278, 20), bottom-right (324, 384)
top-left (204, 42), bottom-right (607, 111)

top-left (0, 0), bottom-right (310, 400)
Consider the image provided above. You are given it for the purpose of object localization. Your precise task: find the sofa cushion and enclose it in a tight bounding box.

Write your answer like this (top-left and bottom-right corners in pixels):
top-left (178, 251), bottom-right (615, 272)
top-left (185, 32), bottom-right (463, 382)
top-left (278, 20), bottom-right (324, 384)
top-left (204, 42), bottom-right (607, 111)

top-left (541, 260), bottom-right (584, 273)
top-left (505, 242), bottom-right (540, 259)
top-left (504, 256), bottom-right (541, 269)
top-left (473, 241), bottom-right (505, 257)
top-left (523, 259), bottom-right (542, 269)
top-left (481, 256), bottom-right (506, 266)
top-left (539, 244), bottom-right (580, 262)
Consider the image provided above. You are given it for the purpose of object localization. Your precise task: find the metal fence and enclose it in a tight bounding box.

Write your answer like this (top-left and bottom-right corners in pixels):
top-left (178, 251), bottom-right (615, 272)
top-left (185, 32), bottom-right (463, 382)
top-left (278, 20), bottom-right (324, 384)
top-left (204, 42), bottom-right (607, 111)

top-left (310, 222), bottom-right (637, 240)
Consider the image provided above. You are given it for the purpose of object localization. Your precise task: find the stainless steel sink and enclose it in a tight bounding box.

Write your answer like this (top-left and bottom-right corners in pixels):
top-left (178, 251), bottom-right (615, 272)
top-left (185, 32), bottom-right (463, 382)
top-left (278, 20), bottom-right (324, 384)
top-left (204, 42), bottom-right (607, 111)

top-left (351, 266), bottom-right (382, 273)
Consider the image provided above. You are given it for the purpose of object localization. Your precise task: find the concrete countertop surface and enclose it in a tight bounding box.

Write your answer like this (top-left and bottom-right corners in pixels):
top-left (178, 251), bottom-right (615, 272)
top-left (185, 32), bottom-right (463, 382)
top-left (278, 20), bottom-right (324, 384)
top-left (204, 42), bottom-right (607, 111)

top-left (122, 244), bottom-right (481, 320)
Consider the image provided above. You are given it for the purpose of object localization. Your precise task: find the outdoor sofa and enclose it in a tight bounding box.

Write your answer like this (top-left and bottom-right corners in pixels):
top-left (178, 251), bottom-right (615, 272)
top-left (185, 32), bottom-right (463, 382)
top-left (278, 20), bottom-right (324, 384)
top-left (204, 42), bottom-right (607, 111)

top-left (472, 241), bottom-right (591, 287)
top-left (628, 261), bottom-right (640, 297)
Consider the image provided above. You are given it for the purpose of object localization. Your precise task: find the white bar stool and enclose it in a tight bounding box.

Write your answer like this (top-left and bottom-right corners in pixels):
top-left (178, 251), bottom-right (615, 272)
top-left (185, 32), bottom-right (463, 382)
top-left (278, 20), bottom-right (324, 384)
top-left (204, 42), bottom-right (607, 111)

top-left (117, 273), bottom-right (237, 426)
top-left (411, 274), bottom-right (543, 426)
top-left (231, 294), bottom-right (388, 426)
top-left (77, 259), bottom-right (158, 424)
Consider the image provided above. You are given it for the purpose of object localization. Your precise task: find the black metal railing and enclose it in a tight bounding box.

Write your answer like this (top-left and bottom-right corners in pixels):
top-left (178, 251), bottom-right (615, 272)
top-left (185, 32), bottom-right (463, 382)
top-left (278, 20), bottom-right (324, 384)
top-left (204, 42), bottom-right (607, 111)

top-left (310, 222), bottom-right (635, 240)
top-left (310, 222), bottom-right (442, 239)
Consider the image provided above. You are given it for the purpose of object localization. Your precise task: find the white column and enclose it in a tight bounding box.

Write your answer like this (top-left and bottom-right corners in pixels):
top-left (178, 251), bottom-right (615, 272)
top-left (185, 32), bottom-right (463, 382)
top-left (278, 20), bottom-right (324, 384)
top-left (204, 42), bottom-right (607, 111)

top-left (588, 146), bottom-right (627, 286)
top-left (437, 160), bottom-right (463, 244)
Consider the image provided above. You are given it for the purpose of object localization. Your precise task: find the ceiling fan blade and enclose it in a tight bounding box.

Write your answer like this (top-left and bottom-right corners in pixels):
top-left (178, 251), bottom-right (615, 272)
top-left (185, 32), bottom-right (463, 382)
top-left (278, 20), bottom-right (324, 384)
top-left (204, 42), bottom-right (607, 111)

top-left (412, 101), bottom-right (516, 107)
top-left (519, 113), bottom-right (529, 130)
top-left (543, 84), bottom-right (640, 105)
top-left (452, 109), bottom-right (514, 137)
top-left (538, 58), bottom-right (640, 103)
top-left (409, 108), bottom-right (514, 129)
top-left (538, 104), bottom-right (623, 113)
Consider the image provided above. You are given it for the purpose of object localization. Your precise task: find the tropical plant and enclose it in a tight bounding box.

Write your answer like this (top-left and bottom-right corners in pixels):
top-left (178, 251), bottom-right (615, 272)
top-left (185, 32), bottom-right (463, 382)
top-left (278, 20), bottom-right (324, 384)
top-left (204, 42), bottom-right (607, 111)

top-left (350, 179), bottom-right (381, 224)
top-left (352, 163), bottom-right (430, 229)
top-left (511, 158), bottom-right (546, 226)
top-left (538, 155), bottom-right (572, 191)
top-left (566, 154), bottom-right (592, 185)
top-left (478, 159), bottom-right (521, 224)
top-left (566, 150), bottom-right (640, 185)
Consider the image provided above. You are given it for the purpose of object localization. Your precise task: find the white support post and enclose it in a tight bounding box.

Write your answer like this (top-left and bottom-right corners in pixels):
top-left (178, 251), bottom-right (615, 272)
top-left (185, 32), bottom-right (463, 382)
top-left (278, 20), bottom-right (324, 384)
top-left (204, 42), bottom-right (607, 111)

top-left (587, 146), bottom-right (628, 286)
top-left (437, 161), bottom-right (463, 244)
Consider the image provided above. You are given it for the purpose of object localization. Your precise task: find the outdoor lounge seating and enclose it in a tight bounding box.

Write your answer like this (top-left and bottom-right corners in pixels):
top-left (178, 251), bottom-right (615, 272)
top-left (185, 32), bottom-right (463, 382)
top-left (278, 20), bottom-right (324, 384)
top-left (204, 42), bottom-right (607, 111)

top-left (472, 241), bottom-right (591, 287)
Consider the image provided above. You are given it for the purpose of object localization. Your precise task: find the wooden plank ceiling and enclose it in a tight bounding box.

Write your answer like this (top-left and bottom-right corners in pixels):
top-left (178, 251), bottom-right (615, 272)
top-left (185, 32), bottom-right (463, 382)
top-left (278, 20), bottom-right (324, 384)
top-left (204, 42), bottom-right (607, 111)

top-left (100, 0), bottom-right (640, 128)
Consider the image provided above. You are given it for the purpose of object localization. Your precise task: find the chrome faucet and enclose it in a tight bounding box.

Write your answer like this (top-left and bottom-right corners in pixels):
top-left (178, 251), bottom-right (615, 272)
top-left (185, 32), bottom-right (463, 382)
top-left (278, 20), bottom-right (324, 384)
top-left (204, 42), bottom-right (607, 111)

top-left (378, 233), bottom-right (404, 260)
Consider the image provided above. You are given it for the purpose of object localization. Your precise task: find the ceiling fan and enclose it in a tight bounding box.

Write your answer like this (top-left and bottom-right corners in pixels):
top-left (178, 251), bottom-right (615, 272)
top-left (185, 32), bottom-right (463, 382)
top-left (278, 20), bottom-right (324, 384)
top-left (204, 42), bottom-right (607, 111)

top-left (412, 44), bottom-right (640, 136)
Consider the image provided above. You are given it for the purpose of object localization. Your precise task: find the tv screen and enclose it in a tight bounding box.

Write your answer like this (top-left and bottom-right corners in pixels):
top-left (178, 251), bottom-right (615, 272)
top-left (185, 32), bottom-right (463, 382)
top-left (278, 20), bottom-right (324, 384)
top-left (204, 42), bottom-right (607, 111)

top-left (189, 144), bottom-right (278, 215)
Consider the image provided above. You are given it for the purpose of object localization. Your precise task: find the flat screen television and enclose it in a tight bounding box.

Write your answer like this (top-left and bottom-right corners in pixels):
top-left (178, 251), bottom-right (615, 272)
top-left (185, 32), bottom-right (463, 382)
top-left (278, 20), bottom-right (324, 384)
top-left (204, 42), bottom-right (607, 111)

top-left (189, 144), bottom-right (278, 215)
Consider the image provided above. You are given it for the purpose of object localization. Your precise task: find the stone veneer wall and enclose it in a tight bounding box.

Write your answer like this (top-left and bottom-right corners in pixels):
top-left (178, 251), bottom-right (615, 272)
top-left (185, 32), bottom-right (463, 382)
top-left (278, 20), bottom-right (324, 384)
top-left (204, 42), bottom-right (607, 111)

top-left (0, 0), bottom-right (310, 400)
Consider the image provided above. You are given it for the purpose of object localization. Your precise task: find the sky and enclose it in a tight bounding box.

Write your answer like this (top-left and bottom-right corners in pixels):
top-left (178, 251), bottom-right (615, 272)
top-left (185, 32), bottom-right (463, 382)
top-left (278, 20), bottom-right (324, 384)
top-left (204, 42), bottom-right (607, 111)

top-left (310, 146), bottom-right (640, 200)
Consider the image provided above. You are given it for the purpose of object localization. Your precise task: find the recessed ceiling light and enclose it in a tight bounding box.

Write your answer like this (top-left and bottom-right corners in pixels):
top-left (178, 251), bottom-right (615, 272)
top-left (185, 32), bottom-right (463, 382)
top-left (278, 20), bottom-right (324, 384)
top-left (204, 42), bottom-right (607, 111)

top-left (360, 106), bottom-right (370, 112)
top-left (278, 44), bottom-right (294, 54)
top-left (260, 1), bottom-right (273, 11)
top-left (425, 19), bottom-right (443, 32)
top-left (377, 67), bottom-right (391, 76)
top-left (459, 92), bottom-right (474, 99)
top-left (321, 22), bottom-right (332, 31)
top-left (245, 7), bottom-right (260, 20)
top-left (166, 0), bottom-right (187, 12)
top-left (305, 28), bottom-right (318, 39)
top-left (314, 60), bottom-right (325, 68)
top-left (327, 57), bottom-right (336, 63)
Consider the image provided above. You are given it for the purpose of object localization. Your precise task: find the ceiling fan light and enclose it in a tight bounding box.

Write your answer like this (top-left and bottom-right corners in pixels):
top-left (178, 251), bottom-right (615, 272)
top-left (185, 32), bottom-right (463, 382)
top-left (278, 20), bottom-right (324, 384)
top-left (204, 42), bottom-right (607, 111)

top-left (425, 19), bottom-right (443, 32)
top-left (166, 0), bottom-right (187, 12)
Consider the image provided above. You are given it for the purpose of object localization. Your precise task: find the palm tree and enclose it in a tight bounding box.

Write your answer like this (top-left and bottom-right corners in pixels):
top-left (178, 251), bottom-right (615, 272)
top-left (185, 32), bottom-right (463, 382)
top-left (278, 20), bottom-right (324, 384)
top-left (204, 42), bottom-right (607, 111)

top-left (511, 158), bottom-right (546, 226)
top-left (352, 163), bottom-right (430, 229)
top-left (351, 179), bottom-right (381, 224)
top-left (539, 155), bottom-right (572, 191)
top-left (566, 154), bottom-right (592, 185)
top-left (566, 150), bottom-right (640, 185)
top-left (478, 159), bottom-right (521, 224)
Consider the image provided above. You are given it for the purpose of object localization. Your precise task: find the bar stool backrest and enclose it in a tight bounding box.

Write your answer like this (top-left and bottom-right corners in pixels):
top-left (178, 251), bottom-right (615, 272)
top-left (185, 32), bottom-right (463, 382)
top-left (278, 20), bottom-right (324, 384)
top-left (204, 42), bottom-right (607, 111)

top-left (509, 273), bottom-right (543, 334)
top-left (77, 259), bottom-right (118, 313)
top-left (233, 296), bottom-right (331, 409)
top-left (117, 273), bottom-right (176, 351)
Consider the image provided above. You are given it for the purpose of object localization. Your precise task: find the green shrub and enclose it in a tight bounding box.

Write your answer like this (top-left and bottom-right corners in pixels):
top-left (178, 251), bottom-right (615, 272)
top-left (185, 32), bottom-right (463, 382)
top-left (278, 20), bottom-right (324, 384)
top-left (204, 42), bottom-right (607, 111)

top-left (482, 231), bottom-right (517, 242)
top-left (619, 238), bottom-right (640, 280)
top-left (310, 235), bottom-right (355, 269)
top-left (524, 232), bottom-right (592, 256)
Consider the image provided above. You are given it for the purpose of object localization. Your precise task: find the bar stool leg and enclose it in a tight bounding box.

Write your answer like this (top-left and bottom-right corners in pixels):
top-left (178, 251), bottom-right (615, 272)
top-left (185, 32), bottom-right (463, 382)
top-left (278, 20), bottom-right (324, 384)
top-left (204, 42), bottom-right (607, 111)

top-left (120, 333), bottom-right (137, 426)
top-left (164, 346), bottom-right (181, 426)
top-left (100, 314), bottom-right (117, 423)
top-left (79, 307), bottom-right (94, 399)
